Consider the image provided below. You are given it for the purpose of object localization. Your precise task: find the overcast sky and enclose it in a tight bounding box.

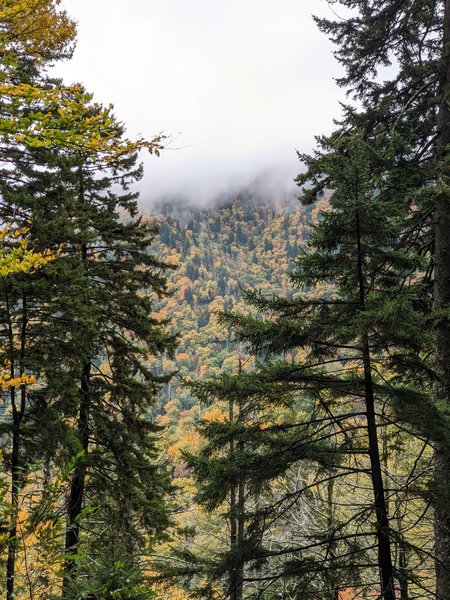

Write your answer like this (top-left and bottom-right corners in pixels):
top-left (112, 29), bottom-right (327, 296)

top-left (54, 0), bottom-right (344, 206)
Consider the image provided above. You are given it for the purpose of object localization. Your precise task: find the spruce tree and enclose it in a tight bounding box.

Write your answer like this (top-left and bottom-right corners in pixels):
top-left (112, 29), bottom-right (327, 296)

top-left (309, 2), bottom-right (450, 591)
top-left (1, 10), bottom-right (172, 589)
top-left (0, 4), bottom-right (77, 597)
top-left (0, 2), bottom-right (174, 596)
top-left (185, 133), bottom-right (431, 598)
top-left (0, 90), bottom-right (175, 596)
top-left (294, 133), bottom-right (427, 599)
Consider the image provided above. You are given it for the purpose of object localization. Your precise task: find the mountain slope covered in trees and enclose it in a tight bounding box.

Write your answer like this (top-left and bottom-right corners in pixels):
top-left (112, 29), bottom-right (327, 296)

top-left (146, 190), bottom-right (323, 414)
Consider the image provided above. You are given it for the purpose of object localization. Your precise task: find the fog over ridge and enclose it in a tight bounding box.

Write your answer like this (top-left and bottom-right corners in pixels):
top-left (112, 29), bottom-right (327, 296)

top-left (55, 0), bottom-right (344, 211)
top-left (141, 151), bottom-right (303, 212)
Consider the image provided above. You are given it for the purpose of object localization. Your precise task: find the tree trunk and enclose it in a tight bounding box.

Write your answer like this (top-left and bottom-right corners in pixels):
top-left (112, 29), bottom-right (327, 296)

top-left (6, 294), bottom-right (27, 600)
top-left (62, 360), bottom-right (91, 590)
top-left (229, 358), bottom-right (245, 600)
top-left (355, 209), bottom-right (396, 600)
top-left (362, 337), bottom-right (396, 600)
top-left (63, 165), bottom-right (92, 594)
top-left (398, 532), bottom-right (409, 600)
top-left (326, 479), bottom-right (340, 600)
top-left (236, 440), bottom-right (245, 600)
top-left (229, 395), bottom-right (239, 600)
top-left (434, 1), bottom-right (450, 597)
top-left (6, 402), bottom-right (20, 600)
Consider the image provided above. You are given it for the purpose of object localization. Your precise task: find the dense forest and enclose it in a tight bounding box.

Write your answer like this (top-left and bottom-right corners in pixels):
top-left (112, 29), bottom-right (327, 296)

top-left (0, 1), bottom-right (450, 599)
top-left (147, 193), bottom-right (316, 409)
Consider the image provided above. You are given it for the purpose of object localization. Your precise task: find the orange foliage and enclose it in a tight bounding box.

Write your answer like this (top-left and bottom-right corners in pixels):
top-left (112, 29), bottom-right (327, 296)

top-left (203, 405), bottom-right (227, 423)
top-left (198, 364), bottom-right (208, 377)
top-left (339, 589), bottom-right (378, 599)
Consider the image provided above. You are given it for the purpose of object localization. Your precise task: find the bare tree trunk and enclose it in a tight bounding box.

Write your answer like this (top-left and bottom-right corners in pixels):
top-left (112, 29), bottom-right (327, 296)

top-left (6, 293), bottom-right (27, 600)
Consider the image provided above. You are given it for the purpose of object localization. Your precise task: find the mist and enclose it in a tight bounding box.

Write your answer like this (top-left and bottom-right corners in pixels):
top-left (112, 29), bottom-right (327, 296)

top-left (55, 0), bottom-right (344, 209)
top-left (140, 146), bottom-right (304, 210)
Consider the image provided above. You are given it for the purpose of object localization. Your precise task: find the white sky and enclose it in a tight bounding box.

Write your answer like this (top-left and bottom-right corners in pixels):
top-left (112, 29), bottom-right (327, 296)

top-left (54, 0), bottom-right (344, 206)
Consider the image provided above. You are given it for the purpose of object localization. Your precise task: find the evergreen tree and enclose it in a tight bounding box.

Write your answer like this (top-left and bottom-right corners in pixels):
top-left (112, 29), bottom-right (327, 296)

top-left (0, 4), bottom-right (78, 597)
top-left (0, 90), bottom-right (176, 596)
top-left (293, 133), bottom-right (428, 598)
top-left (1, 14), bottom-right (172, 588)
top-left (184, 357), bottom-right (249, 600)
top-left (184, 134), bottom-right (432, 598)
top-left (309, 2), bottom-right (450, 591)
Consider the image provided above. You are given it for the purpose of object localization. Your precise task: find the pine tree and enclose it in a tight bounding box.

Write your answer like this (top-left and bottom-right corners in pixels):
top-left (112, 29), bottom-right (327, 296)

top-left (309, 2), bottom-right (450, 591)
top-left (0, 91), bottom-right (176, 596)
top-left (0, 4), bottom-right (78, 597)
top-left (185, 133), bottom-right (432, 598)
top-left (1, 8), bottom-right (172, 591)
top-left (0, 2), bottom-right (175, 596)
top-left (183, 357), bottom-right (250, 600)
top-left (293, 133), bottom-right (428, 598)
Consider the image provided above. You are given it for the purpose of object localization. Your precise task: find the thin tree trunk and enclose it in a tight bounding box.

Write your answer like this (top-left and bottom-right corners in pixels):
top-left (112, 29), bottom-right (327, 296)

top-left (361, 336), bottom-right (396, 600)
top-left (63, 360), bottom-right (91, 589)
top-left (434, 1), bottom-right (450, 596)
top-left (236, 434), bottom-right (244, 600)
top-left (355, 208), bottom-right (396, 600)
top-left (229, 357), bottom-right (245, 600)
top-left (63, 186), bottom-right (92, 591)
top-left (235, 356), bottom-right (245, 600)
top-left (398, 531), bottom-right (409, 600)
top-left (6, 398), bottom-right (20, 600)
top-left (6, 293), bottom-right (27, 600)
top-left (229, 394), bottom-right (239, 600)
top-left (326, 479), bottom-right (340, 600)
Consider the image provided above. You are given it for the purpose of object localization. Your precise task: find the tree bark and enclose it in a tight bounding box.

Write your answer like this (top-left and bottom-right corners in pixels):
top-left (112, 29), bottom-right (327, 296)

top-left (361, 336), bottom-right (396, 600)
top-left (6, 293), bottom-right (27, 600)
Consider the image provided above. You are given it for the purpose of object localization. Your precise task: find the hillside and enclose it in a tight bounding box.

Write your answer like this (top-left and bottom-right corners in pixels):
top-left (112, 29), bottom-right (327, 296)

top-left (145, 189), bottom-right (328, 422)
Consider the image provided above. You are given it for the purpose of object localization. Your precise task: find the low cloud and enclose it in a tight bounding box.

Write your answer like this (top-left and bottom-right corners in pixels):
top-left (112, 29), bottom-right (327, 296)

top-left (56, 0), bottom-right (344, 208)
top-left (140, 146), bottom-right (303, 209)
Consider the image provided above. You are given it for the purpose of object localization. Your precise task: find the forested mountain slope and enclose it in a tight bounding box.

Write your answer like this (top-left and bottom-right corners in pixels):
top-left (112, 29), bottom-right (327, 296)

top-left (145, 189), bottom-right (325, 417)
